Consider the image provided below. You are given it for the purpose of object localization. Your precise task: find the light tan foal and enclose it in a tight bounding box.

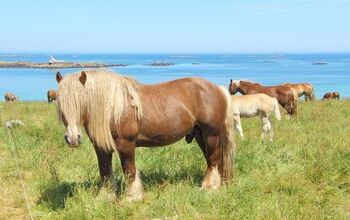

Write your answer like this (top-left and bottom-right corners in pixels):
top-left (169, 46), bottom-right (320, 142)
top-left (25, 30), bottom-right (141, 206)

top-left (230, 93), bottom-right (281, 142)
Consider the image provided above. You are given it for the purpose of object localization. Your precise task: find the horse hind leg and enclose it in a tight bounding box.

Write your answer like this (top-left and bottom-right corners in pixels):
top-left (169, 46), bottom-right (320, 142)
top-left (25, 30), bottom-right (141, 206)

top-left (193, 128), bottom-right (220, 189)
top-left (194, 127), bottom-right (208, 166)
top-left (261, 115), bottom-right (274, 142)
top-left (266, 118), bottom-right (273, 142)
top-left (201, 134), bottom-right (221, 190)
top-left (305, 92), bottom-right (313, 102)
top-left (260, 116), bottom-right (270, 141)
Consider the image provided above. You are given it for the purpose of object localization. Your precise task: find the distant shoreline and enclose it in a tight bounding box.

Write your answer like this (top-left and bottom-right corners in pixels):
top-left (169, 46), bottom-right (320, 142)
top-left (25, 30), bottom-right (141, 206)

top-left (0, 61), bottom-right (180, 68)
top-left (0, 61), bottom-right (127, 69)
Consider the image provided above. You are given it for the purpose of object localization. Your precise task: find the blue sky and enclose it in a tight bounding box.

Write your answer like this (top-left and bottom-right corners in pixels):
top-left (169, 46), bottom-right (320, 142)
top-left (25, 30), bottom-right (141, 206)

top-left (0, 0), bottom-right (349, 53)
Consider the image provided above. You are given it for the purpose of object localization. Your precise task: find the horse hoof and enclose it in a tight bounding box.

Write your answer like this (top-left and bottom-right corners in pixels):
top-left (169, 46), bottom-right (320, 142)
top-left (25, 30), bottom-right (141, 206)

top-left (201, 183), bottom-right (221, 191)
top-left (126, 193), bottom-right (143, 202)
top-left (201, 167), bottom-right (221, 191)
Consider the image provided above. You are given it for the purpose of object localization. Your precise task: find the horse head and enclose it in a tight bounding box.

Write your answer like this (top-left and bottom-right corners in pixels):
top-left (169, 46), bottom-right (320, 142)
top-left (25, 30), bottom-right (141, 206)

top-left (333, 92), bottom-right (340, 99)
top-left (322, 92), bottom-right (332, 100)
top-left (229, 80), bottom-right (254, 95)
top-left (56, 71), bottom-right (87, 147)
top-left (228, 79), bottom-right (240, 95)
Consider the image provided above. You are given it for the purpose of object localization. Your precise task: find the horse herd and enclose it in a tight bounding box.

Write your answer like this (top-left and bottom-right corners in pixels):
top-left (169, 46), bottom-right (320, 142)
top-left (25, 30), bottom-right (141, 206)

top-left (1, 69), bottom-right (343, 201)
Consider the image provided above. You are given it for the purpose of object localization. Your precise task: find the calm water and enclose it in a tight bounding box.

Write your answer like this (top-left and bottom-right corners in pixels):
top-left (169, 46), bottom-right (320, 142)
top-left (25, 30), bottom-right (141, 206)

top-left (0, 53), bottom-right (349, 100)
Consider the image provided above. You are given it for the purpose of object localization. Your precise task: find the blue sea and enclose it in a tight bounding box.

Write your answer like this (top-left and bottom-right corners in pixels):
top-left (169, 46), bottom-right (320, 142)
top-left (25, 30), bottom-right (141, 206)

top-left (0, 53), bottom-right (349, 101)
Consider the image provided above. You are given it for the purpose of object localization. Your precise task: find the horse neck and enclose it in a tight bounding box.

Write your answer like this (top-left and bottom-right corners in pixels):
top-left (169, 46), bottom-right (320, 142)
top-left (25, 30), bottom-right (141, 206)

top-left (238, 82), bottom-right (251, 94)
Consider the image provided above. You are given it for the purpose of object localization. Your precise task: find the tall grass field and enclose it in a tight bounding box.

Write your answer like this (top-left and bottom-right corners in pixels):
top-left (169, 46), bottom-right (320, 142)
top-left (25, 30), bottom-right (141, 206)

top-left (0, 101), bottom-right (349, 219)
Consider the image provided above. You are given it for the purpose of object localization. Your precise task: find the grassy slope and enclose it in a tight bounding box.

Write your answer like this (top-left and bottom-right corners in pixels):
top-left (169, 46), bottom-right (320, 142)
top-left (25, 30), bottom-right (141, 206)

top-left (0, 101), bottom-right (349, 219)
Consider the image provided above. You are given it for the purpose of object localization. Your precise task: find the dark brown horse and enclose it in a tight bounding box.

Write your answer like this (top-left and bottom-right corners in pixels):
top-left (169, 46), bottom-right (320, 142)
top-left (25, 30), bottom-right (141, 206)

top-left (47, 89), bottom-right (57, 103)
top-left (322, 92), bottom-right (340, 100)
top-left (229, 80), bottom-right (297, 115)
top-left (56, 69), bottom-right (235, 201)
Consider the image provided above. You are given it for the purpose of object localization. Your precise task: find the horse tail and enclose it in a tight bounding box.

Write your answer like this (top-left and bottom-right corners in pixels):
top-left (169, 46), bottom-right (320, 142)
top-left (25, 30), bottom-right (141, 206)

top-left (218, 86), bottom-right (236, 181)
top-left (310, 86), bottom-right (316, 101)
top-left (272, 98), bottom-right (281, 120)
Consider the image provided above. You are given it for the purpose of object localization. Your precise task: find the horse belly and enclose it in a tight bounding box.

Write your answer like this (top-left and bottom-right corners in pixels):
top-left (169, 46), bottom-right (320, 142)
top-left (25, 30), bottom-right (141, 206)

top-left (136, 133), bottom-right (189, 147)
top-left (136, 107), bottom-right (195, 147)
top-left (237, 102), bottom-right (259, 118)
top-left (240, 109), bottom-right (259, 118)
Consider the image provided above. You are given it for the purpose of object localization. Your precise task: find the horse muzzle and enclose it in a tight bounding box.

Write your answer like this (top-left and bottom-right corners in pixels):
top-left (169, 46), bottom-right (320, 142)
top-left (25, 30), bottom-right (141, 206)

top-left (64, 134), bottom-right (81, 147)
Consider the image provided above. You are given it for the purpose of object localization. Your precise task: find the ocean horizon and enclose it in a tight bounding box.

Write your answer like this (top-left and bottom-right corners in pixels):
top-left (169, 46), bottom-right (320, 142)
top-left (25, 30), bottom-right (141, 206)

top-left (1, 53), bottom-right (349, 101)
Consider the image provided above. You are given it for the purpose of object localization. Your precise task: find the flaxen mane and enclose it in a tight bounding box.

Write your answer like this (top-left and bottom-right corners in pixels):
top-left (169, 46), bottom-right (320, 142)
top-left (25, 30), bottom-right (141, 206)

top-left (57, 69), bottom-right (143, 151)
top-left (231, 79), bottom-right (260, 86)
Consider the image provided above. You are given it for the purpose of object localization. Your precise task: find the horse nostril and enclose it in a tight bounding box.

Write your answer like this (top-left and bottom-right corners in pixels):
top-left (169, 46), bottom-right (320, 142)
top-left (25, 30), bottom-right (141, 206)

top-left (77, 134), bottom-right (81, 143)
top-left (64, 134), bottom-right (69, 143)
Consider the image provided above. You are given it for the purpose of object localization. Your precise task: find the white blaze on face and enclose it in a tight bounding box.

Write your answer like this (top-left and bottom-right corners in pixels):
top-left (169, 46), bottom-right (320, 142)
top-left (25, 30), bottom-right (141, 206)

top-left (233, 80), bottom-right (240, 87)
top-left (65, 122), bottom-right (81, 147)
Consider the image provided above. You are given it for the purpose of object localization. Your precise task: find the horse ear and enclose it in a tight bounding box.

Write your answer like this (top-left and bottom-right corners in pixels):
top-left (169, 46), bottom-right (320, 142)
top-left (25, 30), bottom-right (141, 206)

top-left (79, 71), bottom-right (87, 85)
top-left (230, 79), bottom-right (233, 84)
top-left (56, 72), bottom-right (63, 83)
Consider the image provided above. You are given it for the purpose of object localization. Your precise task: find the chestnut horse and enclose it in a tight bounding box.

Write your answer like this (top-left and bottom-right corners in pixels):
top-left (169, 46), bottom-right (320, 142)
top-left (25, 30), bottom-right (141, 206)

top-left (322, 92), bottom-right (340, 100)
top-left (229, 80), bottom-right (297, 115)
top-left (56, 69), bottom-right (235, 201)
top-left (281, 83), bottom-right (315, 101)
top-left (47, 89), bottom-right (57, 103)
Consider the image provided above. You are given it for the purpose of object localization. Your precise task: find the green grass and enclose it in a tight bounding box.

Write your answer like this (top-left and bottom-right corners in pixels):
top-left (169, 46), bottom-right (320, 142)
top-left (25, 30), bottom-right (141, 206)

top-left (0, 101), bottom-right (349, 219)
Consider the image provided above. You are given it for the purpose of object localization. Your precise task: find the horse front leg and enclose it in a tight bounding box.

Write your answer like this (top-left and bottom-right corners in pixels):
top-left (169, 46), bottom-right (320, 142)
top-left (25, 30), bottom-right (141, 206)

top-left (201, 135), bottom-right (221, 190)
top-left (117, 139), bottom-right (143, 201)
top-left (93, 146), bottom-right (113, 184)
top-left (234, 115), bottom-right (244, 139)
top-left (305, 94), bottom-right (310, 102)
top-left (284, 103), bottom-right (294, 118)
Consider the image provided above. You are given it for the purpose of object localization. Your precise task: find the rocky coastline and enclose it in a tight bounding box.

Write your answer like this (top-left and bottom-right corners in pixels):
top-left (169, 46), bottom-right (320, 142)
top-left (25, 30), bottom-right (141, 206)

top-left (0, 61), bottom-right (127, 69)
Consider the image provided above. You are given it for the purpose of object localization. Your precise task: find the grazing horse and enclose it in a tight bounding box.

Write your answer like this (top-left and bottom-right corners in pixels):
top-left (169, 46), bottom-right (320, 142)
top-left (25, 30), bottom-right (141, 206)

top-left (281, 83), bottom-right (315, 101)
top-left (186, 91), bottom-right (281, 142)
top-left (4, 92), bottom-right (18, 102)
top-left (56, 69), bottom-right (235, 201)
top-left (229, 93), bottom-right (281, 141)
top-left (229, 80), bottom-right (297, 116)
top-left (47, 89), bottom-right (58, 103)
top-left (322, 92), bottom-right (340, 100)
